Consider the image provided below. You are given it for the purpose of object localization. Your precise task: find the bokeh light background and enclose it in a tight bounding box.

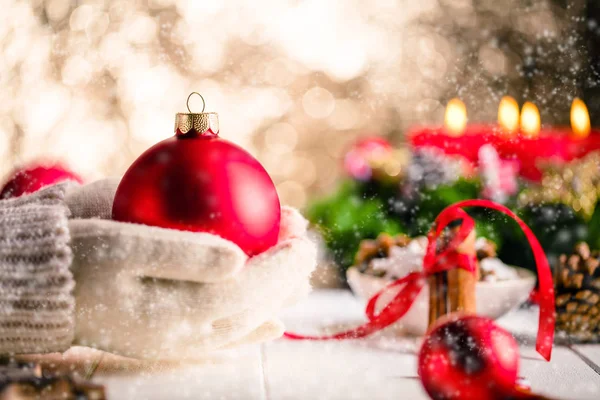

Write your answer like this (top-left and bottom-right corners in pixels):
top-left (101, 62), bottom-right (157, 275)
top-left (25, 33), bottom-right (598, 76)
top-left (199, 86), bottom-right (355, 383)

top-left (0, 0), bottom-right (592, 208)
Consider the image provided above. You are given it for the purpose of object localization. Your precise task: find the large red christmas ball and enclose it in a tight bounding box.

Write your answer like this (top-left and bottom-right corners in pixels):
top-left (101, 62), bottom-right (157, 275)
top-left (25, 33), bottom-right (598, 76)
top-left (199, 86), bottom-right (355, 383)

top-left (418, 315), bottom-right (519, 400)
top-left (112, 118), bottom-right (281, 256)
top-left (0, 164), bottom-right (83, 199)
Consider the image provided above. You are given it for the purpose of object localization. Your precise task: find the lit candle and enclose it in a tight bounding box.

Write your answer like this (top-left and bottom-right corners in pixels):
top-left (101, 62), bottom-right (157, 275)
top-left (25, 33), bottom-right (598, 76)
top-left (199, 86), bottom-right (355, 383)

top-left (444, 98), bottom-right (467, 136)
top-left (498, 96), bottom-right (519, 136)
top-left (520, 102), bottom-right (541, 138)
top-left (571, 98), bottom-right (591, 139)
top-left (408, 97), bottom-right (600, 182)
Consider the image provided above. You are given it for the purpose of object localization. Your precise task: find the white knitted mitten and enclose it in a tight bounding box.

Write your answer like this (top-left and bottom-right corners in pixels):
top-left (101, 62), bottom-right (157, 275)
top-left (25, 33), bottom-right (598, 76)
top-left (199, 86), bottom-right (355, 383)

top-left (0, 184), bottom-right (74, 354)
top-left (66, 180), bottom-right (316, 360)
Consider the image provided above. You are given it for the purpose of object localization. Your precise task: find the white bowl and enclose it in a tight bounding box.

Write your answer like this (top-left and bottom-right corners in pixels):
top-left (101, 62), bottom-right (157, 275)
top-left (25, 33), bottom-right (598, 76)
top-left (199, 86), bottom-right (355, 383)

top-left (346, 266), bottom-right (536, 336)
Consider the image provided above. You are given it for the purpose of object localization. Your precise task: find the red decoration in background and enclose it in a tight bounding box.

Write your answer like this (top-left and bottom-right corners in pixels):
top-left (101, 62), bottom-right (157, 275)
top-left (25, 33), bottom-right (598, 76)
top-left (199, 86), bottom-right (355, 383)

top-left (343, 137), bottom-right (393, 181)
top-left (418, 315), bottom-right (519, 400)
top-left (478, 144), bottom-right (519, 202)
top-left (0, 164), bottom-right (83, 199)
top-left (408, 126), bottom-right (600, 181)
top-left (285, 199), bottom-right (555, 362)
top-left (112, 121), bottom-right (281, 257)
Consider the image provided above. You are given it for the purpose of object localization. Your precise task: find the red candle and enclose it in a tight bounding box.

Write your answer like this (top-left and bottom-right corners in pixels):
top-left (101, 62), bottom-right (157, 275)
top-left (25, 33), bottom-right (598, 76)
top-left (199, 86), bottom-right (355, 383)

top-left (408, 98), bottom-right (600, 181)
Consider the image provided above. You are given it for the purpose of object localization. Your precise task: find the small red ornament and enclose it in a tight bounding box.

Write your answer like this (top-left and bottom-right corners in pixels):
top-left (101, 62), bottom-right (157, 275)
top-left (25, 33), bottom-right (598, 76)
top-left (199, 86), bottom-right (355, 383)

top-left (112, 93), bottom-right (281, 256)
top-left (418, 314), bottom-right (519, 400)
top-left (343, 137), bottom-right (392, 181)
top-left (0, 163), bottom-right (83, 199)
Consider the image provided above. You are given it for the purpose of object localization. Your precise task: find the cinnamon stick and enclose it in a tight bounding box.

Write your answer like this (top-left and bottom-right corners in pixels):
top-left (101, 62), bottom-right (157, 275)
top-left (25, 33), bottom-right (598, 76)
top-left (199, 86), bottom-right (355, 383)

top-left (428, 229), bottom-right (477, 328)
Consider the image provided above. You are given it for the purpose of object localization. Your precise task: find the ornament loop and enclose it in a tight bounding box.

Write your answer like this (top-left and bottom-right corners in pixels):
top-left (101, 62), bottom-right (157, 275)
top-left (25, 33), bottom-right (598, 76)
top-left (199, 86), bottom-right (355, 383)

top-left (187, 92), bottom-right (206, 113)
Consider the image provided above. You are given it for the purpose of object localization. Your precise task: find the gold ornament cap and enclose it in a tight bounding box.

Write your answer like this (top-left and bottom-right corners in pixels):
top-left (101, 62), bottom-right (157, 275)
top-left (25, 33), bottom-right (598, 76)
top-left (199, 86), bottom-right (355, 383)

top-left (175, 92), bottom-right (220, 136)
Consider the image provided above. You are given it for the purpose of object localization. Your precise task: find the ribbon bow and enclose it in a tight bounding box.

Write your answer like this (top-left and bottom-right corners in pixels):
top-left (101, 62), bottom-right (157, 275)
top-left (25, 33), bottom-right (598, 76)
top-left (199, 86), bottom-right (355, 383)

top-left (285, 199), bottom-right (555, 361)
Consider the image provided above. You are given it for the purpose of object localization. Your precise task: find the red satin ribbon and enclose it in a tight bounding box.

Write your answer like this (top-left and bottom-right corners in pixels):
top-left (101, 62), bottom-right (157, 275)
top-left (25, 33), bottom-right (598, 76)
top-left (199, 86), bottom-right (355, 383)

top-left (285, 199), bottom-right (555, 362)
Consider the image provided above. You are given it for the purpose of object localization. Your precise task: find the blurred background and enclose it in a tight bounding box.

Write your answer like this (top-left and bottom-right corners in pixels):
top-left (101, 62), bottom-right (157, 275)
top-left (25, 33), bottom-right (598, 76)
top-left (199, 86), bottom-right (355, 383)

top-left (0, 0), bottom-right (597, 208)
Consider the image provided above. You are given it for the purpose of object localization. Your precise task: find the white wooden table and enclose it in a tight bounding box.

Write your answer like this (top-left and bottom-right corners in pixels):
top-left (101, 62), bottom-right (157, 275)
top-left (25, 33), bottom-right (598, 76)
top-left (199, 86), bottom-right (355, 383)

top-left (92, 290), bottom-right (600, 400)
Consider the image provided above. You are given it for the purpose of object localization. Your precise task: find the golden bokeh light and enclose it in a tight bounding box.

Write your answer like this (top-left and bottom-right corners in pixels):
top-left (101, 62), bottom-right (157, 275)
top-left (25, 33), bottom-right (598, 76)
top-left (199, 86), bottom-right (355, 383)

top-left (0, 0), bottom-right (589, 200)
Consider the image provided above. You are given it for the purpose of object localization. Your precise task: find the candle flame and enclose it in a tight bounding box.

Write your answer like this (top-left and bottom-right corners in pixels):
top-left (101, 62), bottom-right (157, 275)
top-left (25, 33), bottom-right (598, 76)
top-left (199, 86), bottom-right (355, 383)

top-left (444, 98), bottom-right (467, 137)
top-left (520, 102), bottom-right (541, 138)
top-left (498, 96), bottom-right (520, 136)
top-left (571, 98), bottom-right (591, 139)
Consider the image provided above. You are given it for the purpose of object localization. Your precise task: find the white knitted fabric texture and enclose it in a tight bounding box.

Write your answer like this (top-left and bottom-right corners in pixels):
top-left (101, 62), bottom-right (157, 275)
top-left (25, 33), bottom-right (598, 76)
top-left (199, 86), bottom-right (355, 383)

top-left (0, 178), bottom-right (316, 359)
top-left (67, 179), bottom-right (316, 360)
top-left (69, 210), bottom-right (315, 359)
top-left (0, 184), bottom-right (74, 354)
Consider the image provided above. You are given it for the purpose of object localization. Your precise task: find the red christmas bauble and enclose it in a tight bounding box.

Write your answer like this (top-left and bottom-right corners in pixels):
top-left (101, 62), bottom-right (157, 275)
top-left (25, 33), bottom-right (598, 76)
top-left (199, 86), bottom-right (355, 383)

top-left (418, 315), bottom-right (519, 400)
top-left (112, 111), bottom-right (280, 256)
top-left (0, 164), bottom-right (83, 199)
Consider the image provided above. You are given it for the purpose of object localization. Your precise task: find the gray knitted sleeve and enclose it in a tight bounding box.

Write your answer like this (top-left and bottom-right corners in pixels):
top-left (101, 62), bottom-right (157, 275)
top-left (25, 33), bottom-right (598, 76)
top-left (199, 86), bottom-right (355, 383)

top-left (0, 184), bottom-right (74, 354)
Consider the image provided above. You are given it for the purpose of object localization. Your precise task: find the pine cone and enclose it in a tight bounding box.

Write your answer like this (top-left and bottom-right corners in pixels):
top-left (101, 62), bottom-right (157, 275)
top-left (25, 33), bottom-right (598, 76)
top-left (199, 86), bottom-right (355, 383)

top-left (555, 242), bottom-right (600, 342)
top-left (355, 233), bottom-right (411, 276)
top-left (0, 359), bottom-right (105, 400)
top-left (355, 234), bottom-right (499, 281)
top-left (0, 376), bottom-right (106, 400)
top-left (476, 239), bottom-right (497, 260)
top-left (476, 238), bottom-right (499, 282)
top-left (400, 147), bottom-right (466, 201)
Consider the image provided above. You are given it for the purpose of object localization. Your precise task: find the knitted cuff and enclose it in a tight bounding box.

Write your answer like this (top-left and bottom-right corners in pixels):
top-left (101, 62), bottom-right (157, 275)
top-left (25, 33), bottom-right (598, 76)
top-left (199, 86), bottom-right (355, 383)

top-left (0, 184), bottom-right (74, 354)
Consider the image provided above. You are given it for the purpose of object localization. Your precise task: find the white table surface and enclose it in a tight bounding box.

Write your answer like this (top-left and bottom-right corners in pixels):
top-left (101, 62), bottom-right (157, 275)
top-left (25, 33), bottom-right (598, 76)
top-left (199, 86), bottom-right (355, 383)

top-left (93, 289), bottom-right (600, 400)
